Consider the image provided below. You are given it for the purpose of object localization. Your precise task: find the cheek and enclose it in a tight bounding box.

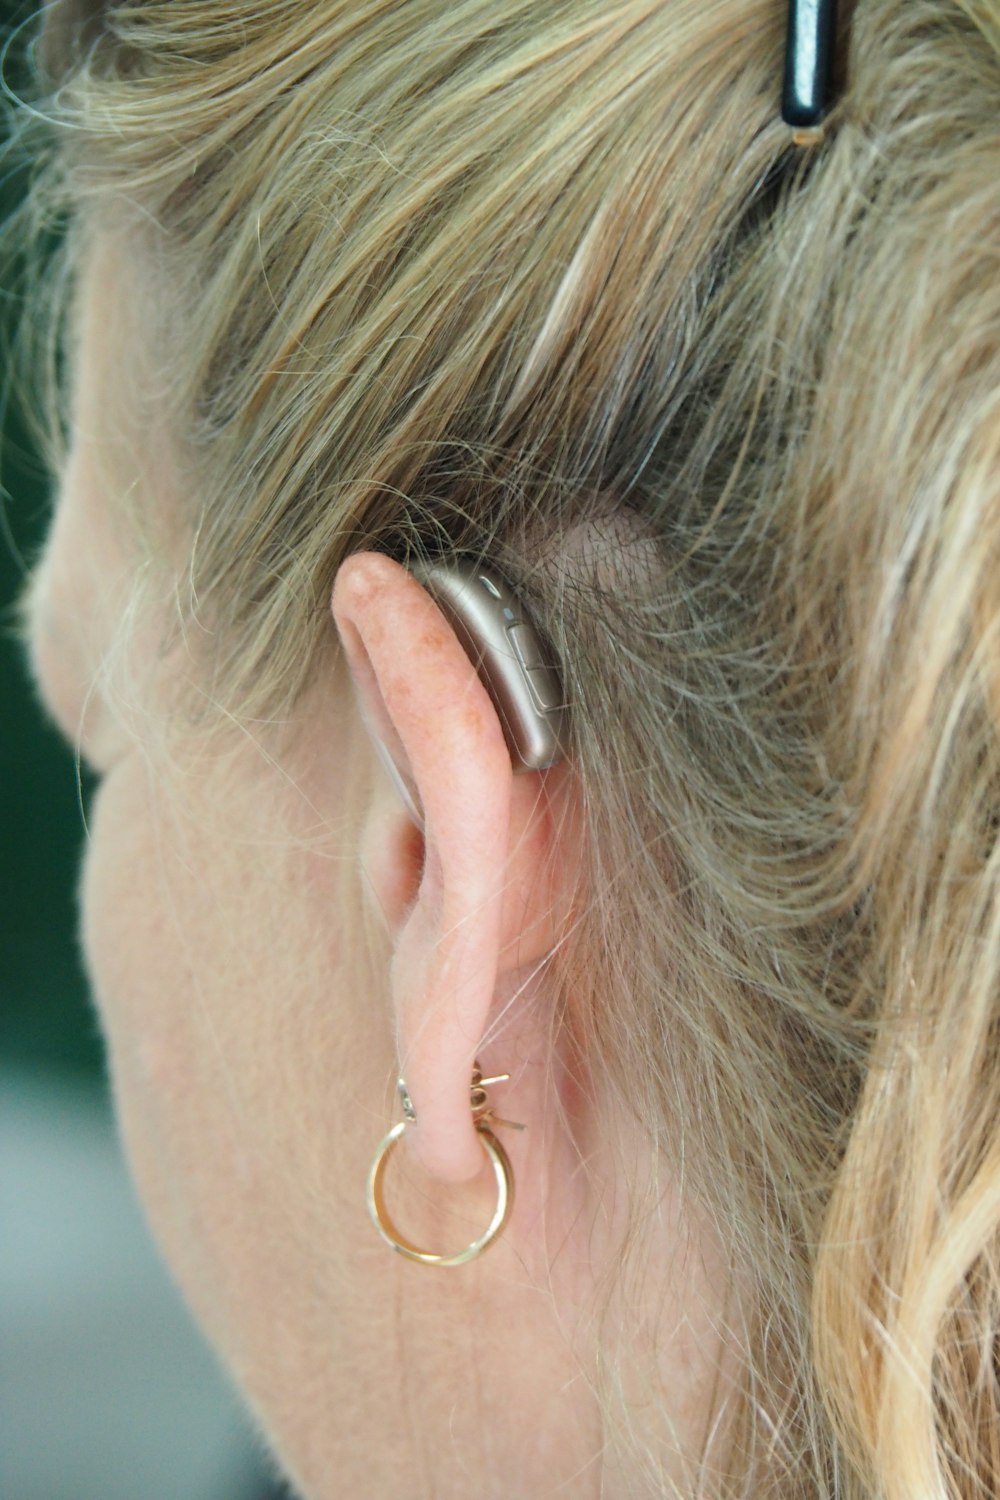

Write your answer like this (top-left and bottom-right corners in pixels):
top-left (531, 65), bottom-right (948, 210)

top-left (79, 749), bottom-right (391, 1397)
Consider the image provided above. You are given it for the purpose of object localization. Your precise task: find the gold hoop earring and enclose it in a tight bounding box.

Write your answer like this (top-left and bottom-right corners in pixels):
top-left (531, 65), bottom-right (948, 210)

top-left (367, 1061), bottom-right (524, 1267)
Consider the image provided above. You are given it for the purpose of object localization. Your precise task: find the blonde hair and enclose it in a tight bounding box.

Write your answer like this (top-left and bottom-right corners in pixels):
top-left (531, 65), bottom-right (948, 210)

top-left (13, 0), bottom-right (1000, 1492)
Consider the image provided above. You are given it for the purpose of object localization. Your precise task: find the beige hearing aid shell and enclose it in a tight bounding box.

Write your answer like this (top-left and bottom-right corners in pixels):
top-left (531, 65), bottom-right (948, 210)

top-left (414, 558), bottom-right (568, 773)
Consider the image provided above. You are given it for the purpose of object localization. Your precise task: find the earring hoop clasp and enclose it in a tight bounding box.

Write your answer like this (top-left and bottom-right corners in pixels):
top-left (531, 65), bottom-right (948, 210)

top-left (366, 1062), bottom-right (521, 1267)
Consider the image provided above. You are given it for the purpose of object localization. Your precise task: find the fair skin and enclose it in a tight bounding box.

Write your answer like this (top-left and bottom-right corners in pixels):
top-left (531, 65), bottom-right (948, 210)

top-left (27, 238), bottom-right (740, 1498)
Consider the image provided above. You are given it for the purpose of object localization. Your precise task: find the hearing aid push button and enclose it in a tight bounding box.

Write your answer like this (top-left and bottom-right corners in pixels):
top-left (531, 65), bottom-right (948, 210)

top-left (507, 623), bottom-right (564, 714)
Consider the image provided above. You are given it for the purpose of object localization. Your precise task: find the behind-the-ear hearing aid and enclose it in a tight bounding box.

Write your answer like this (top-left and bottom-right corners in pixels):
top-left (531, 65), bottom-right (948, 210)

top-left (364, 556), bottom-right (569, 832)
top-left (413, 556), bottom-right (569, 773)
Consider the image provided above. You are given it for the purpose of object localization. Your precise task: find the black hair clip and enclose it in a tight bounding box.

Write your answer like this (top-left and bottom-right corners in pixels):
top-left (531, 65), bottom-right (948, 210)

top-left (782, 0), bottom-right (840, 146)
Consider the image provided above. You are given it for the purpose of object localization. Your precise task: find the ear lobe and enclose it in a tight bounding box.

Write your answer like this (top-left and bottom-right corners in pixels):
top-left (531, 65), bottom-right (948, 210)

top-left (331, 551), bottom-right (580, 1186)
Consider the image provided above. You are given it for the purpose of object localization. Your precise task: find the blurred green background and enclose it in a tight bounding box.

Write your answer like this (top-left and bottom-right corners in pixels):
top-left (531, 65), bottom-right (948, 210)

top-left (1, 10), bottom-right (294, 1496)
top-left (2, 0), bottom-right (102, 1085)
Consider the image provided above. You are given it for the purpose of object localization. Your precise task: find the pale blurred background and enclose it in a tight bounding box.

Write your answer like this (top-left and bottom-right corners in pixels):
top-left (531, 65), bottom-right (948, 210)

top-left (1, 4), bottom-right (292, 1495)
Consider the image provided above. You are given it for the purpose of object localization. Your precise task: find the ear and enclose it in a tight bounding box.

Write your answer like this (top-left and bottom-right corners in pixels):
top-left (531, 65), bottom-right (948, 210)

top-left (331, 551), bottom-right (580, 1184)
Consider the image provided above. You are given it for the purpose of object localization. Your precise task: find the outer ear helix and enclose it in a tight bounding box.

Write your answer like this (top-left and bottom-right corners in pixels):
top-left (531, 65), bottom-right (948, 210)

top-left (334, 548), bottom-right (576, 1181)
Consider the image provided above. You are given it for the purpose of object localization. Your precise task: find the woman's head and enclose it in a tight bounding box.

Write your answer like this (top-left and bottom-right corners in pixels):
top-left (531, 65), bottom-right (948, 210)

top-left (16, 1), bottom-right (1000, 1495)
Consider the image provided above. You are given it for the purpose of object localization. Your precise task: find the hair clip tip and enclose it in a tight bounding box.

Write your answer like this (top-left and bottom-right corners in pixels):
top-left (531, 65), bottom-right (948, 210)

top-left (791, 124), bottom-right (827, 148)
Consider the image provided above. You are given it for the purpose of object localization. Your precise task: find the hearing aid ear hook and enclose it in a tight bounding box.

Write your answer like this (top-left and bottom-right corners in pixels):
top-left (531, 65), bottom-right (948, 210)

top-left (411, 557), bottom-right (569, 777)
